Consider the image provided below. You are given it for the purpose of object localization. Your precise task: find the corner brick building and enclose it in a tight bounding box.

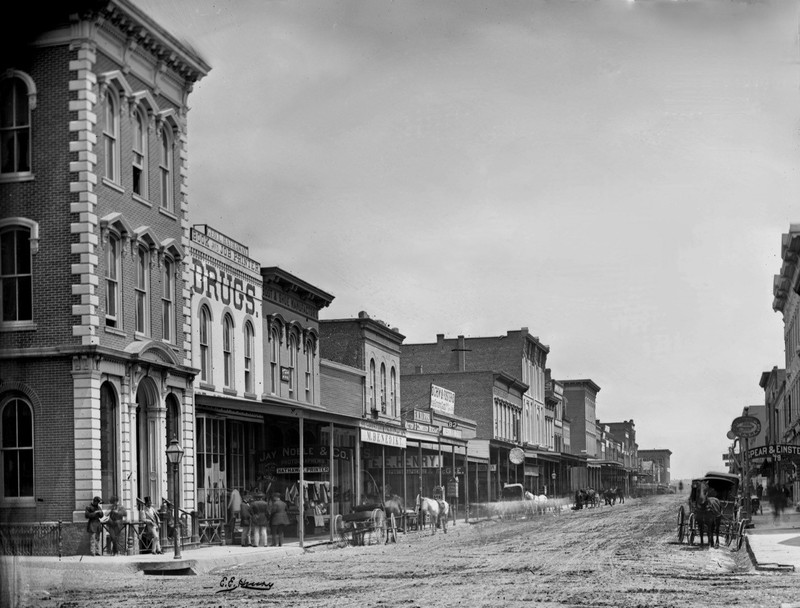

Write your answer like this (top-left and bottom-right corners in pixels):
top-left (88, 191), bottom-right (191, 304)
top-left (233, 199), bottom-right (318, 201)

top-left (0, 1), bottom-right (209, 552)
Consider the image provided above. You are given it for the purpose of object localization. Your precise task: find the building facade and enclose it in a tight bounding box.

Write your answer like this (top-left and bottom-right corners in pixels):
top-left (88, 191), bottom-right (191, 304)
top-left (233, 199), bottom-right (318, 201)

top-left (0, 1), bottom-right (209, 552)
top-left (772, 225), bottom-right (800, 502)
top-left (637, 449), bottom-right (672, 487)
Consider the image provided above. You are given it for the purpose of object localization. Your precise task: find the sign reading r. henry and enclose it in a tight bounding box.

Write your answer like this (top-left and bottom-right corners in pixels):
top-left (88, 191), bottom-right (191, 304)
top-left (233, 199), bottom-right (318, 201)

top-left (430, 383), bottom-right (455, 416)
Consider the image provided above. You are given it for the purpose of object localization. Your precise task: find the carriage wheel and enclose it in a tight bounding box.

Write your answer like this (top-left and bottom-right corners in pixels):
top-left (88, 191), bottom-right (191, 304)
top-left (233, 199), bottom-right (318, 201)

top-left (688, 513), bottom-right (696, 546)
top-left (333, 515), bottom-right (349, 548)
top-left (735, 521), bottom-right (746, 551)
top-left (677, 506), bottom-right (686, 543)
top-left (724, 523), bottom-right (733, 547)
top-left (370, 508), bottom-right (386, 545)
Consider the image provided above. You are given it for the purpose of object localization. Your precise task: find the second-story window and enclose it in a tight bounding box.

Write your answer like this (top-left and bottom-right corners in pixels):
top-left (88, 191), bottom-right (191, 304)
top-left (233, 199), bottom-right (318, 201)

top-left (369, 359), bottom-right (376, 412)
top-left (305, 341), bottom-right (314, 402)
top-left (270, 327), bottom-right (279, 394)
top-left (199, 306), bottom-right (210, 383)
top-left (380, 363), bottom-right (386, 414)
top-left (390, 367), bottom-right (397, 417)
top-left (103, 91), bottom-right (119, 183)
top-left (161, 258), bottom-right (174, 342)
top-left (135, 246), bottom-right (149, 335)
top-left (223, 314), bottom-right (234, 389)
top-left (159, 126), bottom-right (173, 211)
top-left (0, 225), bottom-right (33, 324)
top-left (0, 76), bottom-right (32, 175)
top-left (244, 322), bottom-right (254, 394)
top-left (287, 334), bottom-right (296, 393)
top-left (132, 110), bottom-right (147, 197)
top-left (105, 234), bottom-right (120, 328)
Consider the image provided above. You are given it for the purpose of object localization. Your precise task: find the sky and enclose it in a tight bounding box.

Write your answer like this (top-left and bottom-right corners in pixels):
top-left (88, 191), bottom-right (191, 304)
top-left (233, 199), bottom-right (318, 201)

top-left (132, 0), bottom-right (800, 481)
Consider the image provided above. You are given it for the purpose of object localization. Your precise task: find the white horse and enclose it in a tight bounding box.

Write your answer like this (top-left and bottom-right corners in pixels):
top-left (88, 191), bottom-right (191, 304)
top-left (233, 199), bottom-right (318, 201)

top-left (419, 497), bottom-right (449, 535)
top-left (524, 491), bottom-right (548, 515)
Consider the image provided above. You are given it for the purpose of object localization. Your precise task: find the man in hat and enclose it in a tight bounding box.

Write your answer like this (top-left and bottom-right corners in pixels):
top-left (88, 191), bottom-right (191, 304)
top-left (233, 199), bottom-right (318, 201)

top-left (249, 493), bottom-right (270, 547)
top-left (269, 492), bottom-right (290, 547)
top-left (142, 496), bottom-right (162, 554)
top-left (84, 496), bottom-right (104, 556)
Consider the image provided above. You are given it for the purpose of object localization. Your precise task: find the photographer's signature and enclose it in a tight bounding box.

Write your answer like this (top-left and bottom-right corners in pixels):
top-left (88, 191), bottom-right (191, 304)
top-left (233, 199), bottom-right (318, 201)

top-left (217, 576), bottom-right (274, 593)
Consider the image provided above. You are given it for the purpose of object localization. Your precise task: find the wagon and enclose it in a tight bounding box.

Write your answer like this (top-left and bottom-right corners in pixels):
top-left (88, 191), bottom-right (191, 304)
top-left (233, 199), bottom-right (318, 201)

top-left (333, 508), bottom-right (386, 547)
top-left (676, 471), bottom-right (746, 550)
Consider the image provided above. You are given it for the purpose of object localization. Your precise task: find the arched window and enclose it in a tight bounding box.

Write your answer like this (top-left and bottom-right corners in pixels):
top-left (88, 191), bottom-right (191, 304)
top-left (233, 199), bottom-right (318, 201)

top-left (0, 75), bottom-right (33, 175)
top-left (132, 110), bottom-right (147, 197)
top-left (135, 246), bottom-right (150, 335)
top-left (199, 306), bottom-right (211, 383)
top-left (270, 327), bottom-right (280, 394)
top-left (1, 397), bottom-right (34, 498)
top-left (287, 333), bottom-right (297, 394)
top-left (305, 340), bottom-right (314, 403)
top-left (390, 367), bottom-right (397, 417)
top-left (0, 225), bottom-right (33, 323)
top-left (223, 314), bottom-right (234, 389)
top-left (369, 359), bottom-right (376, 413)
top-left (243, 322), bottom-right (254, 394)
top-left (100, 383), bottom-right (118, 500)
top-left (105, 233), bottom-right (120, 328)
top-left (380, 363), bottom-right (387, 414)
top-left (159, 126), bottom-right (173, 211)
top-left (161, 258), bottom-right (175, 342)
top-left (103, 90), bottom-right (119, 183)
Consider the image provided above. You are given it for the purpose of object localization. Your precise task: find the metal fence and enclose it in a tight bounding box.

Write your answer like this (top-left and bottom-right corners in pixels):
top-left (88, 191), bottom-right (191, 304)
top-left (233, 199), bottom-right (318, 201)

top-left (0, 522), bottom-right (62, 557)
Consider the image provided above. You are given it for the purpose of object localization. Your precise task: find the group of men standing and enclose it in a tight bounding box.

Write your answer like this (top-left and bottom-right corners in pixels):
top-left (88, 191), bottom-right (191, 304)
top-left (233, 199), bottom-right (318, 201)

top-left (229, 490), bottom-right (291, 547)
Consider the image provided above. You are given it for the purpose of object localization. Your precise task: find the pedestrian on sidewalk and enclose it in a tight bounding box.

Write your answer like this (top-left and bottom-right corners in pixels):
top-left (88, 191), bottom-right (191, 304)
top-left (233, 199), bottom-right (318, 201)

top-left (142, 496), bottom-right (162, 554)
top-left (227, 488), bottom-right (242, 545)
top-left (270, 492), bottom-right (290, 547)
top-left (107, 496), bottom-right (126, 555)
top-left (250, 493), bottom-right (270, 547)
top-left (239, 493), bottom-right (252, 547)
top-left (84, 496), bottom-right (104, 556)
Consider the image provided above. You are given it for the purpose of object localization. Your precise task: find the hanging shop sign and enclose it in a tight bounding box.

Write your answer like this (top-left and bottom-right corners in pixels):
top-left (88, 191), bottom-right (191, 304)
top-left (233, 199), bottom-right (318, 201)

top-left (509, 447), bottom-right (525, 464)
top-left (430, 383), bottom-right (455, 416)
top-left (747, 444), bottom-right (800, 460)
top-left (731, 416), bottom-right (761, 439)
top-left (404, 420), bottom-right (438, 434)
top-left (441, 427), bottom-right (462, 439)
top-left (360, 428), bottom-right (407, 449)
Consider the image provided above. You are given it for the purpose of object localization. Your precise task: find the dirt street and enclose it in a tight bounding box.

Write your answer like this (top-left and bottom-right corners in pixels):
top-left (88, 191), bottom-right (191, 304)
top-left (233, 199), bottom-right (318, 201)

top-left (16, 495), bottom-right (798, 608)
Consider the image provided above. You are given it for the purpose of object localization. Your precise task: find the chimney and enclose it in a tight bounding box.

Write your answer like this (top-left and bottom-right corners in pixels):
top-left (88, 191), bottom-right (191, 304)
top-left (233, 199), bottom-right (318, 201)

top-left (457, 335), bottom-right (466, 371)
top-left (437, 333), bottom-right (445, 348)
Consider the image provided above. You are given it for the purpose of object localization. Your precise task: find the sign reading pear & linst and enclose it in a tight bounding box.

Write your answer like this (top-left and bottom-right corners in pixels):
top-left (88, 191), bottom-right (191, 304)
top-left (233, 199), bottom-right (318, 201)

top-left (730, 415), bottom-right (761, 439)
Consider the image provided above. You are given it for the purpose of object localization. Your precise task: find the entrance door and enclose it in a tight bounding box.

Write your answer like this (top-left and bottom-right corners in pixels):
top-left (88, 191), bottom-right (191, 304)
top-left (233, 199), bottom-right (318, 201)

top-left (135, 379), bottom-right (160, 503)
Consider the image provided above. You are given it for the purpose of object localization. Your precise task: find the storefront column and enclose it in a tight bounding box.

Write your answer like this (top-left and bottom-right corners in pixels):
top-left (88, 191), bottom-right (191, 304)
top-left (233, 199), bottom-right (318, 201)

top-left (298, 414), bottom-right (305, 548)
top-left (329, 422), bottom-right (334, 543)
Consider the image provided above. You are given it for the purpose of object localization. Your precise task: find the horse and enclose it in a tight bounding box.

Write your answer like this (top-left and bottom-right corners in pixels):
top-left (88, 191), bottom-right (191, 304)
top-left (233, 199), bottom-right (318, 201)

top-left (419, 497), bottom-right (449, 535)
top-left (603, 488), bottom-right (617, 506)
top-left (383, 494), bottom-right (406, 538)
top-left (693, 480), bottom-right (721, 548)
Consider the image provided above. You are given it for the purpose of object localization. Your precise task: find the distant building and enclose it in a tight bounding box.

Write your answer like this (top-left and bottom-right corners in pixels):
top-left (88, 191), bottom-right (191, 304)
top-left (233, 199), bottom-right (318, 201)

top-left (638, 449), bottom-right (672, 487)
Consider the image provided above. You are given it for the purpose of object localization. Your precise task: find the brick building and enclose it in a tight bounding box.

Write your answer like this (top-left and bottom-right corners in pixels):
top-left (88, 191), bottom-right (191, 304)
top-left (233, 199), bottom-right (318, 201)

top-left (0, 1), bottom-right (209, 552)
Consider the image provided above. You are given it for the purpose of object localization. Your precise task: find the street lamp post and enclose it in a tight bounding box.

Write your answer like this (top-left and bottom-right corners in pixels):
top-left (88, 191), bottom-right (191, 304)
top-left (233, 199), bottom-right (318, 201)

top-left (551, 472), bottom-right (557, 497)
top-left (165, 436), bottom-right (184, 560)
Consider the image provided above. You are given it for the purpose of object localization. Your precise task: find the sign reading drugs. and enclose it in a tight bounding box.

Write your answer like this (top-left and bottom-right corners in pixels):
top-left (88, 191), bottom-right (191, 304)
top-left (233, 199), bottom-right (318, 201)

top-left (430, 383), bottom-right (455, 416)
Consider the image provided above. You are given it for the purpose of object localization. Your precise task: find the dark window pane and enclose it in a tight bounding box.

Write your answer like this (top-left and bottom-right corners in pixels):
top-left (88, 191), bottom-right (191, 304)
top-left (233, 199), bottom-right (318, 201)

top-left (18, 450), bottom-right (33, 496)
top-left (0, 231), bottom-right (13, 275)
top-left (2, 278), bottom-right (17, 321)
top-left (14, 230), bottom-right (30, 274)
top-left (17, 402), bottom-right (31, 446)
top-left (2, 402), bottom-right (17, 447)
top-left (16, 275), bottom-right (31, 321)
top-left (3, 452), bottom-right (19, 497)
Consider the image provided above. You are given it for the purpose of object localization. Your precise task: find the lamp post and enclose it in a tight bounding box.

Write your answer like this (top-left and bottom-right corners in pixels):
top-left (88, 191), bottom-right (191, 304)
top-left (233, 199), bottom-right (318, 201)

top-left (551, 472), bottom-right (557, 497)
top-left (165, 436), bottom-right (184, 560)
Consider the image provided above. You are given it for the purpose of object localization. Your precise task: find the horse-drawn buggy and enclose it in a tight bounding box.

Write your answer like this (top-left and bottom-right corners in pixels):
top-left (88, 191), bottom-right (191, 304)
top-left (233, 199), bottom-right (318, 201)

top-left (677, 471), bottom-right (746, 550)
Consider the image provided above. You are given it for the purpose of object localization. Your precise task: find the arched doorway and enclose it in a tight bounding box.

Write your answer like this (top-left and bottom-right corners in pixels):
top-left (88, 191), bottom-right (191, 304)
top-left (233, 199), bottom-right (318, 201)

top-left (135, 377), bottom-right (161, 503)
top-left (100, 382), bottom-right (119, 500)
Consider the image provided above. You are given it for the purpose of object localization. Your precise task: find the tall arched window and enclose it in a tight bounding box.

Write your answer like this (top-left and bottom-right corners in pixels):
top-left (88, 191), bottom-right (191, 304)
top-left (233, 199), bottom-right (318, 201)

top-left (159, 126), bottom-right (173, 211)
top-left (0, 225), bottom-right (33, 323)
top-left (100, 383), bottom-right (118, 500)
top-left (287, 333), bottom-right (297, 394)
top-left (243, 322), bottom-right (254, 394)
top-left (223, 314), bottom-right (234, 389)
top-left (390, 367), bottom-right (397, 417)
top-left (161, 258), bottom-right (175, 342)
top-left (1, 397), bottom-right (33, 498)
top-left (305, 340), bottom-right (314, 403)
top-left (132, 110), bottom-right (147, 197)
top-left (103, 91), bottom-right (119, 183)
top-left (270, 327), bottom-right (280, 394)
top-left (135, 246), bottom-right (150, 335)
top-left (380, 363), bottom-right (387, 414)
top-left (369, 359), bottom-right (376, 413)
top-left (0, 75), bottom-right (32, 175)
top-left (105, 233), bottom-right (120, 328)
top-left (199, 306), bottom-right (211, 383)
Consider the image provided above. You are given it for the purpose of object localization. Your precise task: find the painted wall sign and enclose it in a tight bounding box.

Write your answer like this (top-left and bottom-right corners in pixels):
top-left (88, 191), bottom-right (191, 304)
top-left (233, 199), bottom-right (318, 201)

top-left (430, 383), bottom-right (455, 416)
top-left (731, 416), bottom-right (761, 438)
top-left (414, 409), bottom-right (432, 424)
top-left (264, 286), bottom-right (318, 319)
top-left (281, 366), bottom-right (291, 382)
top-left (191, 228), bottom-right (260, 273)
top-left (360, 428), bottom-right (407, 449)
top-left (192, 259), bottom-right (257, 314)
